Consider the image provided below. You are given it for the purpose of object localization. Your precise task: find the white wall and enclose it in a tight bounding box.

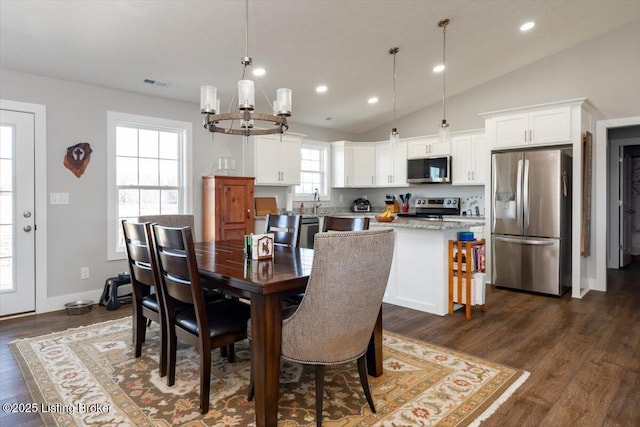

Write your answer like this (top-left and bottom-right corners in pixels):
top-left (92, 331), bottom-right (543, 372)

top-left (0, 69), bottom-right (353, 311)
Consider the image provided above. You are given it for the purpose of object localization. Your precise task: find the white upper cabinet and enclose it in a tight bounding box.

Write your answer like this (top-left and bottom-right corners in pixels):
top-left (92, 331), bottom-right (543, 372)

top-left (331, 141), bottom-right (376, 188)
top-left (375, 141), bottom-right (408, 187)
top-left (451, 130), bottom-right (487, 186)
top-left (406, 135), bottom-right (450, 159)
top-left (352, 145), bottom-right (376, 187)
top-left (253, 133), bottom-right (303, 185)
top-left (484, 105), bottom-right (571, 149)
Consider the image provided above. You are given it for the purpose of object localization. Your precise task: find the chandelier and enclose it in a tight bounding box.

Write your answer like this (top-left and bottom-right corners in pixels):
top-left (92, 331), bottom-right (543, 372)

top-left (200, 0), bottom-right (291, 137)
top-left (438, 18), bottom-right (451, 143)
top-left (389, 47), bottom-right (400, 148)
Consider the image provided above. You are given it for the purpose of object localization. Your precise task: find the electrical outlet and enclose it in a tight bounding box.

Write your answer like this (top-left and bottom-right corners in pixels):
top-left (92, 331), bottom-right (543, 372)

top-left (80, 267), bottom-right (90, 280)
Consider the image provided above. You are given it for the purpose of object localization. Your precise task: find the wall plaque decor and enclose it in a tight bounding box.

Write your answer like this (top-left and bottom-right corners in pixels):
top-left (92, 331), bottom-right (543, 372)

top-left (64, 142), bottom-right (93, 178)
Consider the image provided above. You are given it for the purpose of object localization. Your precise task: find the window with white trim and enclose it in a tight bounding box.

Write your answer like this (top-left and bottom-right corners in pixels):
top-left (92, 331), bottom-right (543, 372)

top-left (107, 112), bottom-right (192, 260)
top-left (295, 141), bottom-right (329, 200)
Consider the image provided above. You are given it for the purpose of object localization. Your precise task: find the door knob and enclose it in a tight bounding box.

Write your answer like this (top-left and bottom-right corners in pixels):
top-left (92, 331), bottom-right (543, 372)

top-left (23, 211), bottom-right (32, 218)
top-left (23, 225), bottom-right (32, 232)
top-left (628, 209), bottom-right (637, 214)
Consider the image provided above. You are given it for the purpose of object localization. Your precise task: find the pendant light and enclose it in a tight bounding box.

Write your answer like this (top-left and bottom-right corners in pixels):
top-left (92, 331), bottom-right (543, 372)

top-left (438, 18), bottom-right (451, 144)
top-left (200, 0), bottom-right (291, 138)
top-left (389, 47), bottom-right (400, 149)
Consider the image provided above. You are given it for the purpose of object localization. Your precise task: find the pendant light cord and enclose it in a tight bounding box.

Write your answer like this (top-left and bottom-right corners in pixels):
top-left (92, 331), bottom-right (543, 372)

top-left (440, 19), bottom-right (449, 123)
top-left (393, 50), bottom-right (397, 130)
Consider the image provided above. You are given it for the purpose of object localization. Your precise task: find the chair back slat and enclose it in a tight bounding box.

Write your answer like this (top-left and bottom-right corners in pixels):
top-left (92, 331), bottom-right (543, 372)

top-left (265, 214), bottom-right (302, 247)
top-left (322, 216), bottom-right (370, 232)
top-left (122, 220), bottom-right (160, 293)
top-left (152, 225), bottom-right (208, 327)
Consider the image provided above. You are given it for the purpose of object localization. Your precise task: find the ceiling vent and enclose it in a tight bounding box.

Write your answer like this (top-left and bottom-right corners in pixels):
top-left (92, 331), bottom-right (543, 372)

top-left (143, 78), bottom-right (170, 87)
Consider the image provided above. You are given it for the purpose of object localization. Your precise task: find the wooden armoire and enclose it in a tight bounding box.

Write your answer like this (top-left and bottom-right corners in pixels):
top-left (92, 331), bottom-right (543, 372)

top-left (202, 175), bottom-right (255, 241)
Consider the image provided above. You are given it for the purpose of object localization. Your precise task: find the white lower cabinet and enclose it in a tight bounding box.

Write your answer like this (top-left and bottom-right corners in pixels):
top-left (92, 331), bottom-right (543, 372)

top-left (384, 227), bottom-right (461, 316)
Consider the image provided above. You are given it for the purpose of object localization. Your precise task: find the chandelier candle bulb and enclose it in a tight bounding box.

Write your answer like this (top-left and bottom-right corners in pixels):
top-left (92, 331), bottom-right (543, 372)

top-left (200, 85), bottom-right (218, 113)
top-left (238, 80), bottom-right (255, 110)
top-left (276, 88), bottom-right (292, 116)
top-left (272, 99), bottom-right (281, 116)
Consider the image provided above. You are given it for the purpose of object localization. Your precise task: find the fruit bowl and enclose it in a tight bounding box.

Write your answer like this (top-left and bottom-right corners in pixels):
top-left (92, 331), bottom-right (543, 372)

top-left (375, 214), bottom-right (395, 223)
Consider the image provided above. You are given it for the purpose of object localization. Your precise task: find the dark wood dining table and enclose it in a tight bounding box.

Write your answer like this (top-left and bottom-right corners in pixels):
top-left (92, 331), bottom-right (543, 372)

top-left (194, 239), bottom-right (383, 427)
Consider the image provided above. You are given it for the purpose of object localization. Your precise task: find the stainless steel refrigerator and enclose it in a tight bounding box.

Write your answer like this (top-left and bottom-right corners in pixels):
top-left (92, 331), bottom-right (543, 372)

top-left (491, 148), bottom-right (572, 295)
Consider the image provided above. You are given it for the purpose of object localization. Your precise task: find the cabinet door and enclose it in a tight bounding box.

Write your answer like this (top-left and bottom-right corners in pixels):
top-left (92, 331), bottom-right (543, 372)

top-left (278, 137), bottom-right (301, 185)
top-left (375, 144), bottom-right (393, 185)
top-left (470, 133), bottom-right (488, 184)
top-left (490, 113), bottom-right (528, 148)
top-left (391, 141), bottom-right (408, 186)
top-left (331, 142), bottom-right (354, 187)
top-left (352, 146), bottom-right (376, 186)
top-left (451, 135), bottom-right (472, 185)
top-left (529, 107), bottom-right (571, 145)
top-left (217, 179), bottom-right (254, 240)
top-left (254, 137), bottom-right (281, 184)
top-left (429, 139), bottom-right (451, 156)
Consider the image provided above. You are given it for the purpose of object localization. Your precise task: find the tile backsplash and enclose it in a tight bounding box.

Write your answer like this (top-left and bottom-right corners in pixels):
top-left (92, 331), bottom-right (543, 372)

top-left (460, 195), bottom-right (485, 216)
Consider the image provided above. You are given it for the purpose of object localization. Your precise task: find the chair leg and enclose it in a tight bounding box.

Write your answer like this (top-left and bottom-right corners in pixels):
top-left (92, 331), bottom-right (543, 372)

top-left (166, 330), bottom-right (177, 387)
top-left (357, 355), bottom-right (376, 413)
top-left (158, 319), bottom-right (167, 378)
top-left (315, 365), bottom-right (326, 427)
top-left (133, 308), bottom-right (146, 358)
top-left (200, 345), bottom-right (212, 414)
top-left (226, 344), bottom-right (235, 363)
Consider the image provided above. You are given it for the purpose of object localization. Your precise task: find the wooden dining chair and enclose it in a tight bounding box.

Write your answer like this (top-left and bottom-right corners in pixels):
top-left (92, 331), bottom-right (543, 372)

top-left (265, 214), bottom-right (302, 247)
top-left (151, 224), bottom-right (251, 414)
top-left (121, 220), bottom-right (168, 376)
top-left (322, 216), bottom-right (370, 232)
top-left (249, 229), bottom-right (395, 426)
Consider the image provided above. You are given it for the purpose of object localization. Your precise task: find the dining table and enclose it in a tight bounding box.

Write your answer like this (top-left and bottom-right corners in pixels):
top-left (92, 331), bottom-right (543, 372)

top-left (194, 239), bottom-right (384, 427)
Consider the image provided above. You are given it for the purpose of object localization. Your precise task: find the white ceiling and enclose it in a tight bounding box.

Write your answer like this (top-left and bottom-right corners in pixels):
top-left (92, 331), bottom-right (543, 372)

top-left (1, 0), bottom-right (639, 134)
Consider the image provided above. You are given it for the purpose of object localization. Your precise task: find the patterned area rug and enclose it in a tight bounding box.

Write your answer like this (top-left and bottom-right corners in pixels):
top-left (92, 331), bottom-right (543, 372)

top-left (10, 317), bottom-right (528, 426)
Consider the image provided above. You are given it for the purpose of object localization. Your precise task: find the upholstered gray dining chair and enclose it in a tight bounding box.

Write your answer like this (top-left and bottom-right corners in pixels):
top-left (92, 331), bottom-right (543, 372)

top-left (138, 214), bottom-right (195, 230)
top-left (249, 228), bottom-right (395, 426)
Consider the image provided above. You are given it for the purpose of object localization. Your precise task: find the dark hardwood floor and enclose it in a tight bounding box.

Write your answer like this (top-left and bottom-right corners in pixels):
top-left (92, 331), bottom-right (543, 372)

top-left (1, 263), bottom-right (639, 426)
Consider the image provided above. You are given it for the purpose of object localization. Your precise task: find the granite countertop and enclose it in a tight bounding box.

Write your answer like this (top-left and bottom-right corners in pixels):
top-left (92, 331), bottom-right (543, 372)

top-left (368, 216), bottom-right (485, 230)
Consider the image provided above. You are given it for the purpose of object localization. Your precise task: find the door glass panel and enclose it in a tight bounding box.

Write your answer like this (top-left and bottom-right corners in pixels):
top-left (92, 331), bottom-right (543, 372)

top-left (0, 125), bottom-right (14, 292)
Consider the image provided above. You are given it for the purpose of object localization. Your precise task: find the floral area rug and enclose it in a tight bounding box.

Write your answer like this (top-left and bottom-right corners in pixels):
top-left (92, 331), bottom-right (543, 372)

top-left (10, 317), bottom-right (528, 426)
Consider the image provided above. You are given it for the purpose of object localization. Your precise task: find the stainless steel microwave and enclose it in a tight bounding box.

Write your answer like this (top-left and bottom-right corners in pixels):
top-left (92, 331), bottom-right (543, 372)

top-left (407, 156), bottom-right (451, 183)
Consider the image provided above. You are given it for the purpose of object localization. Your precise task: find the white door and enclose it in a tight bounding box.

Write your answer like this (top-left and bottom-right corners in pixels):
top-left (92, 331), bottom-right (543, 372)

top-left (620, 153), bottom-right (633, 267)
top-left (0, 109), bottom-right (36, 316)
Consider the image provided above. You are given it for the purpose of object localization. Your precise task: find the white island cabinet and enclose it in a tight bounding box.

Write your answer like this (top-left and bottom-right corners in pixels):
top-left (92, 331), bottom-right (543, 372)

top-left (368, 217), bottom-right (482, 315)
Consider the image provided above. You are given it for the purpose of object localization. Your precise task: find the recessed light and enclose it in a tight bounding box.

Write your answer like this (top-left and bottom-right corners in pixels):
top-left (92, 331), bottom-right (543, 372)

top-left (520, 21), bottom-right (535, 32)
top-left (368, 97), bottom-right (379, 104)
top-left (433, 64), bottom-right (445, 73)
top-left (316, 85), bottom-right (328, 93)
top-left (253, 68), bottom-right (266, 76)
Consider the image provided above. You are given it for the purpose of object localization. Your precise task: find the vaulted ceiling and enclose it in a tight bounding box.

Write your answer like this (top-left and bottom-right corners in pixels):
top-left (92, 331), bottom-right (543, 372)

top-left (1, 0), bottom-right (638, 133)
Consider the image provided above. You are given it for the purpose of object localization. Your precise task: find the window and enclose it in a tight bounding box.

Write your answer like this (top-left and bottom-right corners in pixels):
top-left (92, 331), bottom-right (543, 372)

top-left (107, 112), bottom-right (192, 260)
top-left (295, 141), bottom-right (329, 200)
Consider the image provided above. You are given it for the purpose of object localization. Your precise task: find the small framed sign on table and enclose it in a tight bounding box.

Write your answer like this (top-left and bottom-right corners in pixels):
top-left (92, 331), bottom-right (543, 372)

top-left (250, 233), bottom-right (274, 260)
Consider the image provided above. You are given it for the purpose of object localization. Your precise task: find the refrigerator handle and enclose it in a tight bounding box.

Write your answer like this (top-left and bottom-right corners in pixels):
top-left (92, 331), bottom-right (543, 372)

top-left (523, 159), bottom-right (530, 229)
top-left (516, 159), bottom-right (523, 229)
top-left (495, 236), bottom-right (555, 246)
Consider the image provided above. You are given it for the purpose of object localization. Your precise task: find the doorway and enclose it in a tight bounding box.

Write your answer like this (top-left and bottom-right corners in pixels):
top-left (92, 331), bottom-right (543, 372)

top-left (607, 127), bottom-right (640, 269)
top-left (589, 116), bottom-right (640, 292)
top-left (0, 100), bottom-right (47, 316)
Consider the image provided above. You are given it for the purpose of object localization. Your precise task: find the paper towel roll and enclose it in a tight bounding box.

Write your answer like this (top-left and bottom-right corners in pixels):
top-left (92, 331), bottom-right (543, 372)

top-left (285, 192), bottom-right (294, 212)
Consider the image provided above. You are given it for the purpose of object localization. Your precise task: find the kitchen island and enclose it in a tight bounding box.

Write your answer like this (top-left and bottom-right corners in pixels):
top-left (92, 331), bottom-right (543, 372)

top-left (369, 217), bottom-right (485, 315)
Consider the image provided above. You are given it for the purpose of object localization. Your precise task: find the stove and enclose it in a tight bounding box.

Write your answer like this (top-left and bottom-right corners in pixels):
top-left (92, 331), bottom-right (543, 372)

top-left (399, 197), bottom-right (460, 218)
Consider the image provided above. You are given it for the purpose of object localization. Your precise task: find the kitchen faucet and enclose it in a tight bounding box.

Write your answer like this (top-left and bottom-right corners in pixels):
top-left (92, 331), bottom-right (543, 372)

top-left (312, 188), bottom-right (322, 216)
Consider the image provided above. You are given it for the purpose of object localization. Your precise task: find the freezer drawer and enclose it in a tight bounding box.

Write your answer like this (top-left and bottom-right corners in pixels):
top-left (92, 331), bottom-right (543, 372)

top-left (492, 235), bottom-right (561, 295)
